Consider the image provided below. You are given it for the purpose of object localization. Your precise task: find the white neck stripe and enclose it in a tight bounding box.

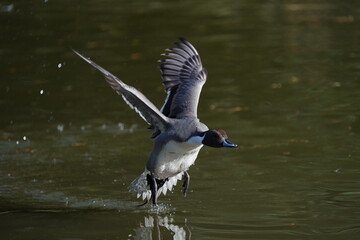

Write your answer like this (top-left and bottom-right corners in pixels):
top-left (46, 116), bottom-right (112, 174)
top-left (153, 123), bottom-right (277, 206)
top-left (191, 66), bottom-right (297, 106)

top-left (187, 135), bottom-right (204, 144)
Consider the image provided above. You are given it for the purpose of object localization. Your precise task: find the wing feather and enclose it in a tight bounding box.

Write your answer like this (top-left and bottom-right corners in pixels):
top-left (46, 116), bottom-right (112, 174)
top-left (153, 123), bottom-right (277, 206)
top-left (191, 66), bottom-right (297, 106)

top-left (73, 50), bottom-right (169, 132)
top-left (159, 38), bottom-right (207, 119)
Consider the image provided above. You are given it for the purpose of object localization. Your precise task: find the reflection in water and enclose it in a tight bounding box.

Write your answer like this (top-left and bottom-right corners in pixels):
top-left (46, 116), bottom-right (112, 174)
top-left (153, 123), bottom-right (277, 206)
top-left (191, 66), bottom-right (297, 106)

top-left (1, 0), bottom-right (360, 238)
top-left (133, 215), bottom-right (190, 240)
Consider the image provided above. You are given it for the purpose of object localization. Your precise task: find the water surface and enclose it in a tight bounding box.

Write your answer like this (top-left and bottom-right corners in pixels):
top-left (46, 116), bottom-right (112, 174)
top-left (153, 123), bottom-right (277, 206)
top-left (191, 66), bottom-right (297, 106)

top-left (1, 0), bottom-right (360, 239)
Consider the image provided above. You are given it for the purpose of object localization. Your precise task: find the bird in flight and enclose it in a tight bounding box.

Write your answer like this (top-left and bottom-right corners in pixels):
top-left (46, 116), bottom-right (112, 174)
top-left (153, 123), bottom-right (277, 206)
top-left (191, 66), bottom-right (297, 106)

top-left (73, 38), bottom-right (237, 205)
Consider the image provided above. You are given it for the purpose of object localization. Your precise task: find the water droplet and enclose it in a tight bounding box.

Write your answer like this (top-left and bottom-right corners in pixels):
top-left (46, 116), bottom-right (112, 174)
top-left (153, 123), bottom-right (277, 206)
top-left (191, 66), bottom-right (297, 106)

top-left (16, 141), bottom-right (19, 145)
top-left (118, 122), bottom-right (125, 131)
top-left (57, 124), bottom-right (64, 132)
top-left (57, 63), bottom-right (62, 68)
top-left (23, 136), bottom-right (27, 141)
top-left (40, 89), bottom-right (44, 95)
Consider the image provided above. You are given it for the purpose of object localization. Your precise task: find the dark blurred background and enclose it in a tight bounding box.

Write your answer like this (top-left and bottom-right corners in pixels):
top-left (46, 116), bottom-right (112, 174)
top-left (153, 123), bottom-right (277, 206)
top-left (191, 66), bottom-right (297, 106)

top-left (0, 1), bottom-right (359, 239)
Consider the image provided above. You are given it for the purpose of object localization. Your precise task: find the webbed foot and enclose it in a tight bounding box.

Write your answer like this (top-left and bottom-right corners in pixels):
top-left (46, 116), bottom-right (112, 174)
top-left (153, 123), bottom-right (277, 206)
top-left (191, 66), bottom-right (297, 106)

top-left (137, 199), bottom-right (148, 207)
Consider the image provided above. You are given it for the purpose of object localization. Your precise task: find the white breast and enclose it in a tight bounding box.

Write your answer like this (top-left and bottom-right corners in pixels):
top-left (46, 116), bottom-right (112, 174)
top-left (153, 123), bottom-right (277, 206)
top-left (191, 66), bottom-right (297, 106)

top-left (154, 137), bottom-right (204, 179)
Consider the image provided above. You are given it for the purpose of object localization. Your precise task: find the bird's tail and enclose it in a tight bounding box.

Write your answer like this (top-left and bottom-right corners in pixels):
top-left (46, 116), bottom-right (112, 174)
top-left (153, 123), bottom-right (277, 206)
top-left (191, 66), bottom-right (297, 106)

top-left (128, 169), bottom-right (185, 201)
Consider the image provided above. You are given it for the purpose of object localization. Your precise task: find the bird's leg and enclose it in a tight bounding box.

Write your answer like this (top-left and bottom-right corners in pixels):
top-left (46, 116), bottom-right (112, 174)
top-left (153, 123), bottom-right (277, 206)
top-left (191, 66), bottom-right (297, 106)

top-left (182, 171), bottom-right (190, 197)
top-left (147, 173), bottom-right (158, 205)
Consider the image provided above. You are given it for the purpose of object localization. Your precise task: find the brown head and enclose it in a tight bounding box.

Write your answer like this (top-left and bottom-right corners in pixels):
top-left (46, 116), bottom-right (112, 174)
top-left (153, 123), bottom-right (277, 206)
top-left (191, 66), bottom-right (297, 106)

top-left (202, 129), bottom-right (238, 148)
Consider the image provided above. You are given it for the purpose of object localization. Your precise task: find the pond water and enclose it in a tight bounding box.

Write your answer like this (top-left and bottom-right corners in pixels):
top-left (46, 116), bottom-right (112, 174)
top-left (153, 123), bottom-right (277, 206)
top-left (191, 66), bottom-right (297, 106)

top-left (1, 0), bottom-right (360, 239)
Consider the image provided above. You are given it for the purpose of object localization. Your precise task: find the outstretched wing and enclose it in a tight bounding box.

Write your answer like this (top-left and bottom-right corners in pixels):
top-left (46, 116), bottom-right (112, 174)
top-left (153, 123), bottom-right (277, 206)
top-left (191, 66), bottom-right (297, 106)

top-left (73, 50), bottom-right (169, 132)
top-left (159, 38), bottom-right (207, 119)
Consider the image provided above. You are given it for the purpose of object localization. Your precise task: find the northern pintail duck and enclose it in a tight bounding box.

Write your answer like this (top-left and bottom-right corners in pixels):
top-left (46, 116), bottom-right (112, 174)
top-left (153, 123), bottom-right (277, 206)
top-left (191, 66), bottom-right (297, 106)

top-left (73, 38), bottom-right (237, 205)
